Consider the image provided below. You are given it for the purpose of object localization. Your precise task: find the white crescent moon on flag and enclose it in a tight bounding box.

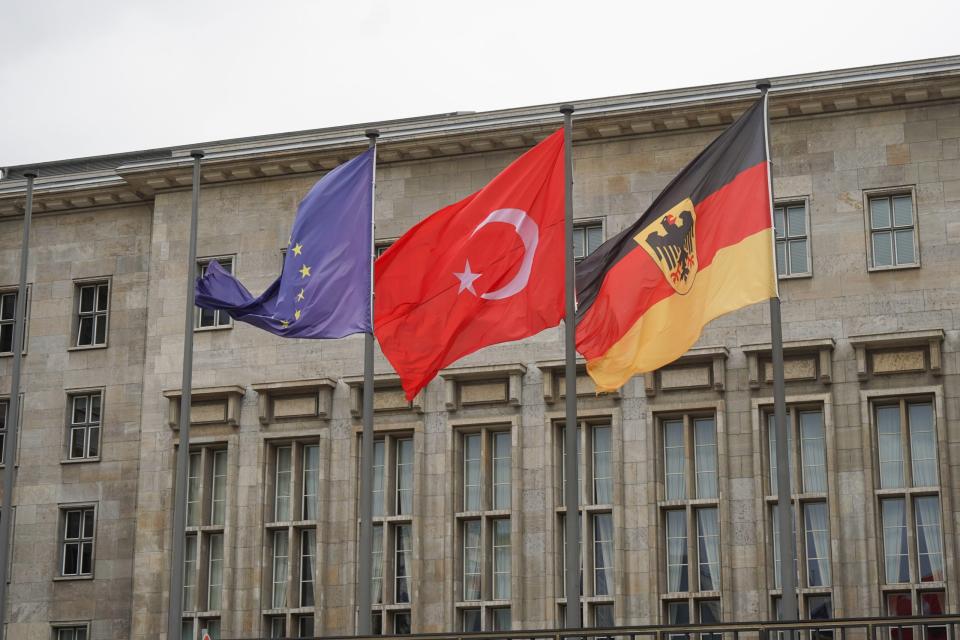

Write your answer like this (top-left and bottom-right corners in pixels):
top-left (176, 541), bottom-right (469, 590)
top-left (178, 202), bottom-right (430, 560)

top-left (470, 208), bottom-right (539, 300)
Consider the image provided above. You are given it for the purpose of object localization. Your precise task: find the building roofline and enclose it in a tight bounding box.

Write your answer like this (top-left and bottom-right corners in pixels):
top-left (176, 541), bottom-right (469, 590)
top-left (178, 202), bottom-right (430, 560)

top-left (4, 55), bottom-right (958, 182)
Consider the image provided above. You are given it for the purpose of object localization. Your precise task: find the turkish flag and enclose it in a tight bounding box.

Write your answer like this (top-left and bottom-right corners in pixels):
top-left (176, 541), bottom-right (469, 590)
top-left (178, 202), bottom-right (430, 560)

top-left (375, 130), bottom-right (565, 399)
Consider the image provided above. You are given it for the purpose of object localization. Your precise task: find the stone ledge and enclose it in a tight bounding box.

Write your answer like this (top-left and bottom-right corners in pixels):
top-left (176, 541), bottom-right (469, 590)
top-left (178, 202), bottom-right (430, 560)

top-left (343, 373), bottom-right (423, 417)
top-left (439, 363), bottom-right (526, 410)
top-left (643, 346), bottom-right (728, 397)
top-left (536, 359), bottom-right (621, 403)
top-left (251, 378), bottom-right (337, 424)
top-left (742, 338), bottom-right (835, 388)
top-left (162, 385), bottom-right (245, 428)
top-left (849, 329), bottom-right (944, 379)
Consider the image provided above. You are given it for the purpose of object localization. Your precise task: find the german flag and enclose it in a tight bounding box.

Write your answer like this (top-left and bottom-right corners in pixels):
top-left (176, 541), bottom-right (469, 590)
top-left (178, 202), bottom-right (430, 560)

top-left (575, 99), bottom-right (776, 392)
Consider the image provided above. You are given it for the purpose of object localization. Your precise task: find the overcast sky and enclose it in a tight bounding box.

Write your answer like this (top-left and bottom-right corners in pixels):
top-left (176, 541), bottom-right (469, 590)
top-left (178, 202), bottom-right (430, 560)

top-left (1, 0), bottom-right (957, 168)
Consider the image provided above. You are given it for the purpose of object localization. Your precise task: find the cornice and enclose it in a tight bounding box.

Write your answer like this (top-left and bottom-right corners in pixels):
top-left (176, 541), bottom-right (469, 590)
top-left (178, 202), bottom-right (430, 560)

top-left (1, 56), bottom-right (958, 218)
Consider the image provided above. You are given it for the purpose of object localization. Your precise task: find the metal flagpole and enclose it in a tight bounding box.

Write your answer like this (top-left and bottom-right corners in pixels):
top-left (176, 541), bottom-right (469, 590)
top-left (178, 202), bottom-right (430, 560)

top-left (167, 150), bottom-right (205, 639)
top-left (560, 104), bottom-right (582, 629)
top-left (357, 129), bottom-right (379, 636)
top-left (0, 169), bottom-right (37, 640)
top-left (757, 80), bottom-right (799, 623)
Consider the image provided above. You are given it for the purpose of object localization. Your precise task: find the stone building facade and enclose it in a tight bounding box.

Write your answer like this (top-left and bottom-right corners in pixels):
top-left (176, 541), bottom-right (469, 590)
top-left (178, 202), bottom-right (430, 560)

top-left (1, 57), bottom-right (959, 640)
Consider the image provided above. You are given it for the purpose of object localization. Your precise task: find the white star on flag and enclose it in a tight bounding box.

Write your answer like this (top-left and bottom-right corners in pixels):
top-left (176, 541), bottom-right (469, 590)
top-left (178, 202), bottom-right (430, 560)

top-left (453, 259), bottom-right (482, 295)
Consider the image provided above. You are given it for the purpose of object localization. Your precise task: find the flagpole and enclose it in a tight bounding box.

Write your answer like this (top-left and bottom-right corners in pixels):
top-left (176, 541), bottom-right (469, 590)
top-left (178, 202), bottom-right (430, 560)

top-left (559, 104), bottom-right (582, 629)
top-left (357, 129), bottom-right (379, 636)
top-left (757, 80), bottom-right (799, 623)
top-left (0, 169), bottom-right (37, 640)
top-left (167, 150), bottom-right (205, 640)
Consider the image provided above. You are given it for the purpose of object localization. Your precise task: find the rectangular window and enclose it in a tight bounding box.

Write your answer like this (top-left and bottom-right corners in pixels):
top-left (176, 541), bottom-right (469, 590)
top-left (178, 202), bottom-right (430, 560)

top-left (573, 221), bottom-right (603, 263)
top-left (493, 518), bottom-right (511, 599)
top-left (803, 502), bottom-right (831, 587)
top-left (267, 616), bottom-right (285, 638)
top-left (660, 412), bottom-right (721, 615)
top-left (67, 392), bottom-right (101, 460)
top-left (0, 399), bottom-right (7, 464)
top-left (0, 289), bottom-right (28, 355)
top-left (187, 452), bottom-right (202, 526)
top-left (271, 530), bottom-right (289, 609)
top-left (297, 615), bottom-right (314, 638)
top-left (302, 445), bottom-right (319, 520)
top-left (462, 608), bottom-right (481, 632)
top-left (299, 529), bottom-right (315, 607)
top-left (395, 523), bottom-right (411, 604)
top-left (372, 440), bottom-right (385, 517)
top-left (492, 607), bottom-right (511, 631)
top-left (396, 438), bottom-right (413, 516)
top-left (768, 409), bottom-right (827, 496)
top-left (773, 202), bottom-right (810, 277)
top-left (462, 519), bottom-right (481, 601)
top-left (60, 507), bottom-right (95, 577)
top-left (211, 450), bottom-right (227, 526)
top-left (54, 626), bottom-right (89, 640)
top-left (593, 426), bottom-right (612, 504)
top-left (557, 420), bottom-right (614, 614)
top-left (183, 534), bottom-right (197, 610)
top-left (874, 398), bottom-right (943, 590)
top-left (463, 433), bottom-right (481, 511)
top-left (393, 611), bottom-right (411, 635)
top-left (666, 510), bottom-right (688, 592)
top-left (207, 533), bottom-right (224, 611)
top-left (274, 446), bottom-right (292, 521)
top-left (74, 281), bottom-right (109, 347)
top-left (371, 524), bottom-right (383, 605)
top-left (196, 258), bottom-right (234, 328)
top-left (869, 193), bottom-right (917, 268)
top-left (697, 508), bottom-right (720, 591)
top-left (366, 434), bottom-right (413, 628)
top-left (593, 512), bottom-right (613, 596)
top-left (492, 431), bottom-right (511, 509)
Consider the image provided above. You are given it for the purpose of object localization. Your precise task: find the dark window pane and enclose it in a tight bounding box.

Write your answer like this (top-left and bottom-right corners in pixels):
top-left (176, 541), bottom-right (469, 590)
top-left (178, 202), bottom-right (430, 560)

top-left (96, 284), bottom-right (108, 311)
top-left (70, 429), bottom-right (85, 458)
top-left (808, 595), bottom-right (832, 619)
top-left (66, 511), bottom-right (82, 538)
top-left (79, 286), bottom-right (95, 313)
top-left (90, 394), bottom-right (101, 423)
top-left (921, 591), bottom-right (945, 615)
top-left (87, 427), bottom-right (100, 458)
top-left (83, 509), bottom-right (94, 537)
top-left (63, 543), bottom-right (79, 574)
top-left (199, 307), bottom-right (216, 327)
top-left (394, 612), bottom-right (410, 635)
top-left (73, 396), bottom-right (88, 424)
top-left (81, 541), bottom-right (92, 574)
top-left (0, 325), bottom-right (11, 354)
top-left (77, 316), bottom-right (93, 346)
top-left (94, 315), bottom-right (106, 345)
top-left (595, 603), bottom-right (614, 627)
top-left (216, 310), bottom-right (230, 327)
top-left (0, 294), bottom-right (14, 319)
top-left (462, 609), bottom-right (481, 632)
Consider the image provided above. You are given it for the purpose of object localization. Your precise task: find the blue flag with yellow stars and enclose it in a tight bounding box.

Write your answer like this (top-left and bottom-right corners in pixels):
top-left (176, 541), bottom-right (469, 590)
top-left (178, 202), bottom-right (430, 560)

top-left (195, 148), bottom-right (374, 338)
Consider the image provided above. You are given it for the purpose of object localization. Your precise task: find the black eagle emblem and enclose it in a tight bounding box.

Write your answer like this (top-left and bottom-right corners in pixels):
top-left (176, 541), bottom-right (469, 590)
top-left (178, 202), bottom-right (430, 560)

top-left (645, 210), bottom-right (696, 284)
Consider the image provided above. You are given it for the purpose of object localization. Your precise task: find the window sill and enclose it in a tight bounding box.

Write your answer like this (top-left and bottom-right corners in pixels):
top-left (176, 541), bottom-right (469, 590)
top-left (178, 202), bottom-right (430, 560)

top-left (194, 324), bottom-right (233, 333)
top-left (53, 574), bottom-right (94, 582)
top-left (61, 457), bottom-right (101, 465)
top-left (67, 344), bottom-right (107, 352)
top-left (0, 352), bottom-right (27, 358)
top-left (184, 609), bottom-right (222, 617)
top-left (868, 262), bottom-right (921, 273)
top-left (777, 272), bottom-right (813, 280)
top-left (457, 599), bottom-right (512, 607)
top-left (185, 525), bottom-right (226, 533)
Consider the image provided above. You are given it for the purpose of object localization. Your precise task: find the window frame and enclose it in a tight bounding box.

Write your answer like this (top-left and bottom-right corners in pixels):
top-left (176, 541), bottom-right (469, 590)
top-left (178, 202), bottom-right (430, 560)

top-left (573, 219), bottom-right (605, 264)
top-left (69, 277), bottom-right (111, 350)
top-left (772, 198), bottom-right (812, 279)
top-left (195, 256), bottom-right (236, 330)
top-left (863, 187), bottom-right (920, 271)
top-left (63, 389), bottom-right (104, 463)
top-left (56, 504), bottom-right (96, 580)
top-left (0, 285), bottom-right (30, 357)
top-left (51, 623), bottom-right (91, 640)
top-left (555, 414), bottom-right (617, 626)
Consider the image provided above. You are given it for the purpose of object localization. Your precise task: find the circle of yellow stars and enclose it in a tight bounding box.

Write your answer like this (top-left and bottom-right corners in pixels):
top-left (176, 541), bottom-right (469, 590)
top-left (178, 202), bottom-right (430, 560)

top-left (279, 238), bottom-right (309, 329)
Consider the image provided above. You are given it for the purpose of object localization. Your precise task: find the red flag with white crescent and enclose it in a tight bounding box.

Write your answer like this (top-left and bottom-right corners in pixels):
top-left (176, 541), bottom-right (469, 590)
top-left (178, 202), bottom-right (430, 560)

top-left (374, 131), bottom-right (565, 399)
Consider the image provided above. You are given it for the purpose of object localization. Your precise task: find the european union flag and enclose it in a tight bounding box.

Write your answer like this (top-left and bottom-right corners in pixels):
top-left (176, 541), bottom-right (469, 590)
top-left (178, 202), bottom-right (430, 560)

top-left (195, 148), bottom-right (373, 338)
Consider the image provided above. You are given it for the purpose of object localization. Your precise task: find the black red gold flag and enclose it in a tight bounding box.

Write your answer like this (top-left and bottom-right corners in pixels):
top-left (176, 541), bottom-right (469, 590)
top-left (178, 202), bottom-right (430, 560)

top-left (575, 99), bottom-right (777, 392)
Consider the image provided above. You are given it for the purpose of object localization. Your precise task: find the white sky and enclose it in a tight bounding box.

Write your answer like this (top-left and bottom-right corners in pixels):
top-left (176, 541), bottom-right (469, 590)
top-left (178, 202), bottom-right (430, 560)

top-left (1, 0), bottom-right (958, 168)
